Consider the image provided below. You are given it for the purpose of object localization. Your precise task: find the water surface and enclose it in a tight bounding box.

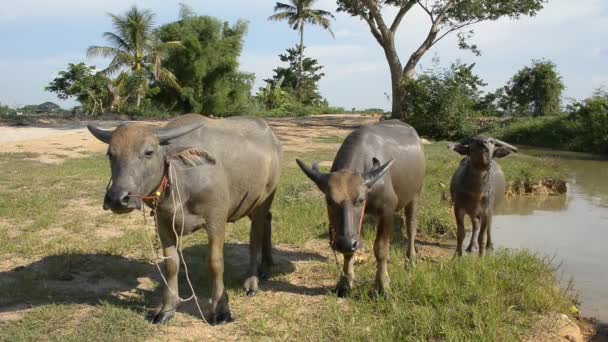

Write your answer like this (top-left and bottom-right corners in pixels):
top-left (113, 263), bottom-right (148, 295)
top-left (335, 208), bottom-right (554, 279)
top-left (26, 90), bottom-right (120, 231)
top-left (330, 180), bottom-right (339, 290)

top-left (491, 148), bottom-right (608, 322)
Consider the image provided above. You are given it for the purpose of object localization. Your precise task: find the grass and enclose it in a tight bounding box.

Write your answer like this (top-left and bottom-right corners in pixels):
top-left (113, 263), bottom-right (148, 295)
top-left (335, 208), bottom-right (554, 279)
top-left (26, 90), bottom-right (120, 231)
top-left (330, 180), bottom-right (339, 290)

top-left (488, 114), bottom-right (608, 155)
top-left (240, 251), bottom-right (571, 341)
top-left (0, 131), bottom-right (572, 341)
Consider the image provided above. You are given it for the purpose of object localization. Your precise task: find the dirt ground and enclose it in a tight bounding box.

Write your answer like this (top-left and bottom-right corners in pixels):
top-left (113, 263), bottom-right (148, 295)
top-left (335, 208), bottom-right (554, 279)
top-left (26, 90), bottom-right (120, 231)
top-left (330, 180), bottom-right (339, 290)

top-left (0, 115), bottom-right (379, 164)
top-left (0, 114), bottom-right (602, 341)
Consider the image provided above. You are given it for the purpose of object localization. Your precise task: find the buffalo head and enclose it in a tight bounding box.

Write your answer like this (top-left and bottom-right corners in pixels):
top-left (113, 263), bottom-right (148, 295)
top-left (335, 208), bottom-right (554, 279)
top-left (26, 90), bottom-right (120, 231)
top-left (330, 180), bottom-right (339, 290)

top-left (449, 137), bottom-right (518, 170)
top-left (296, 158), bottom-right (394, 254)
top-left (88, 122), bottom-right (211, 213)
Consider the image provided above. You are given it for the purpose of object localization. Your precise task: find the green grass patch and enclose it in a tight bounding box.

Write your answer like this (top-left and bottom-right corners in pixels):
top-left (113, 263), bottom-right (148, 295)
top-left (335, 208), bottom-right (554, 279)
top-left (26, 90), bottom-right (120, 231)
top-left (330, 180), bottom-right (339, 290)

top-left (313, 135), bottom-right (345, 144)
top-left (240, 250), bottom-right (572, 341)
top-left (0, 134), bottom-right (572, 340)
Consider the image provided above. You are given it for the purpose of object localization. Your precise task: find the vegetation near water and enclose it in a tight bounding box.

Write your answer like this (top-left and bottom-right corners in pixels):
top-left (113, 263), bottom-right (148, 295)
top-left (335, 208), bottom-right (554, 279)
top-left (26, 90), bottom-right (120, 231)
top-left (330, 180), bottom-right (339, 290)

top-left (0, 138), bottom-right (573, 341)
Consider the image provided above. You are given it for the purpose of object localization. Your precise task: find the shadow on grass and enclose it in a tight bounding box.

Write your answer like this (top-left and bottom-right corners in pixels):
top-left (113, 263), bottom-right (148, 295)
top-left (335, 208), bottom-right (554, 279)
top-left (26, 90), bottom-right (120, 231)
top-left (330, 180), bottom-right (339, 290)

top-left (0, 243), bottom-right (327, 321)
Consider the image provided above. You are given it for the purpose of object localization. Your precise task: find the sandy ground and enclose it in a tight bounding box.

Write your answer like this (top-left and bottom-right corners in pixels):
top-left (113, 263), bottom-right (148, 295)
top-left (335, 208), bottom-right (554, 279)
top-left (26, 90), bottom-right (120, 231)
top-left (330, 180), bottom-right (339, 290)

top-left (0, 115), bottom-right (379, 163)
top-left (0, 114), bottom-right (602, 341)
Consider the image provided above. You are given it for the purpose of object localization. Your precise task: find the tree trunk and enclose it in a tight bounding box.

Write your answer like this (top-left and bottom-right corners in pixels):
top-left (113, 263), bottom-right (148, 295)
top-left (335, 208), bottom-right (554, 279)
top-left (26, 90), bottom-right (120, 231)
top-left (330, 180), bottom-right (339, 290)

top-left (296, 21), bottom-right (304, 96)
top-left (136, 93), bottom-right (142, 108)
top-left (383, 40), bottom-right (405, 120)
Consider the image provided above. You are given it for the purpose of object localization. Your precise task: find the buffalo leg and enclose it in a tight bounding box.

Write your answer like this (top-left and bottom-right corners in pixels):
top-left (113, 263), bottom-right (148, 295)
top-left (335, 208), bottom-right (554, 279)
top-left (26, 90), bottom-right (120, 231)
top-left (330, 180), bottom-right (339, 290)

top-left (404, 198), bottom-right (418, 267)
top-left (466, 216), bottom-right (480, 253)
top-left (151, 226), bottom-right (180, 325)
top-left (261, 191), bottom-right (276, 273)
top-left (335, 253), bottom-right (355, 298)
top-left (208, 227), bottom-right (231, 325)
top-left (478, 215), bottom-right (489, 257)
top-left (485, 214), bottom-right (494, 252)
top-left (244, 209), bottom-right (265, 296)
top-left (455, 207), bottom-right (466, 257)
top-left (374, 212), bottom-right (393, 295)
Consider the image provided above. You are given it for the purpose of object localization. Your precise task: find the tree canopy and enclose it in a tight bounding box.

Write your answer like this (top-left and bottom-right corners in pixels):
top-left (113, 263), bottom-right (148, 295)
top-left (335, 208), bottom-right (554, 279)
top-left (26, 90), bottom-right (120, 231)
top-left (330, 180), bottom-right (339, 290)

top-left (335, 0), bottom-right (547, 118)
top-left (263, 45), bottom-right (326, 106)
top-left (503, 59), bottom-right (564, 116)
top-left (269, 0), bottom-right (334, 94)
top-left (156, 10), bottom-right (253, 115)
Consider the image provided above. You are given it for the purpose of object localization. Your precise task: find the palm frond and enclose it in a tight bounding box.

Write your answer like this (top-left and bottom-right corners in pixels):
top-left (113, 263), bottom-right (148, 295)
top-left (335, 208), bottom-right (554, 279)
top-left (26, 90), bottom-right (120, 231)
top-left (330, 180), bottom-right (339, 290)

top-left (273, 2), bottom-right (296, 12)
top-left (101, 32), bottom-right (131, 52)
top-left (87, 46), bottom-right (122, 59)
top-left (268, 11), bottom-right (297, 22)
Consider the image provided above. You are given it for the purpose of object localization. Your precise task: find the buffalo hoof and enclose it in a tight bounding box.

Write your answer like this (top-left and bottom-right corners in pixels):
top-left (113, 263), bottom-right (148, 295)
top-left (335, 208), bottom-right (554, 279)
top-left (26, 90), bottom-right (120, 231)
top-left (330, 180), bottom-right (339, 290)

top-left (246, 289), bottom-right (257, 297)
top-left (258, 269), bottom-right (270, 281)
top-left (150, 311), bottom-right (175, 325)
top-left (335, 286), bottom-right (350, 298)
top-left (210, 311), bottom-right (232, 326)
top-left (465, 246), bottom-right (476, 253)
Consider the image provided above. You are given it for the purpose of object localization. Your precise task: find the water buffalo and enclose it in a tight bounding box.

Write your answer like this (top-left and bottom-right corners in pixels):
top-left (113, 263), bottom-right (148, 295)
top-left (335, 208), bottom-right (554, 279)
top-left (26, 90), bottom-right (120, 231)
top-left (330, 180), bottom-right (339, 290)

top-left (296, 120), bottom-right (425, 296)
top-left (449, 137), bottom-right (518, 257)
top-left (87, 114), bottom-right (282, 325)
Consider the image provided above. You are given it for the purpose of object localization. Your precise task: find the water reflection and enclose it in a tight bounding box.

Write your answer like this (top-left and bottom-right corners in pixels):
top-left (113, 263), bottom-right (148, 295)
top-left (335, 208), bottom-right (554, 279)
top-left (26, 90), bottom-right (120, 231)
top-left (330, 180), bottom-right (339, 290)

top-left (496, 193), bottom-right (568, 216)
top-left (491, 148), bottom-right (608, 323)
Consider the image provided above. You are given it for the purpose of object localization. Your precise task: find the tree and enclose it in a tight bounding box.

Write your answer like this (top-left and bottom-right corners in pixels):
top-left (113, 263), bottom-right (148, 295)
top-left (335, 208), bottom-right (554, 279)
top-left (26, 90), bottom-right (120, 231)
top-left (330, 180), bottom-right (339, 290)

top-left (264, 45), bottom-right (326, 105)
top-left (503, 59), bottom-right (564, 116)
top-left (269, 0), bottom-right (335, 94)
top-left (336, 0), bottom-right (547, 119)
top-left (87, 6), bottom-right (181, 108)
top-left (156, 7), bottom-right (254, 115)
top-left (402, 61), bottom-right (485, 139)
top-left (45, 63), bottom-right (111, 115)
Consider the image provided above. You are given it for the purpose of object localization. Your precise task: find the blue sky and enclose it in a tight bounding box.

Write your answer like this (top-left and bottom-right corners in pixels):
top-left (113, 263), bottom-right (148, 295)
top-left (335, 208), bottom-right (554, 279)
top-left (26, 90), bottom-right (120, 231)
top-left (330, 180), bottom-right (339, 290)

top-left (0, 0), bottom-right (607, 110)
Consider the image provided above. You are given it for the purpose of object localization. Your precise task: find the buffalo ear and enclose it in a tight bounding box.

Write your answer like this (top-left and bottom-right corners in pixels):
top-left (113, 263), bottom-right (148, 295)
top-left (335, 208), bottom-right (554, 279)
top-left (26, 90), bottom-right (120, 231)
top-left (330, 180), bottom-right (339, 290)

top-left (166, 147), bottom-right (216, 168)
top-left (87, 125), bottom-right (114, 144)
top-left (296, 159), bottom-right (328, 191)
top-left (448, 143), bottom-right (469, 156)
top-left (493, 147), bottom-right (513, 159)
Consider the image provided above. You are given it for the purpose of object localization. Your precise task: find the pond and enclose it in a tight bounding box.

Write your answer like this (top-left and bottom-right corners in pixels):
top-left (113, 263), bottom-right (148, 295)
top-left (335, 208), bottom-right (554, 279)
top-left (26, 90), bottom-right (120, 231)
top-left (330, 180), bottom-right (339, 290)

top-left (491, 147), bottom-right (608, 322)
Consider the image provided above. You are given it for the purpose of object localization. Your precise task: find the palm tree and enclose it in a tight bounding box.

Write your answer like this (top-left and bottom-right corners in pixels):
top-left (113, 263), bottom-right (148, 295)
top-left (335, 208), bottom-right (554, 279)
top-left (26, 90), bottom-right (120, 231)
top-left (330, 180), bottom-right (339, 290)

top-left (87, 6), bottom-right (181, 108)
top-left (269, 0), bottom-right (334, 93)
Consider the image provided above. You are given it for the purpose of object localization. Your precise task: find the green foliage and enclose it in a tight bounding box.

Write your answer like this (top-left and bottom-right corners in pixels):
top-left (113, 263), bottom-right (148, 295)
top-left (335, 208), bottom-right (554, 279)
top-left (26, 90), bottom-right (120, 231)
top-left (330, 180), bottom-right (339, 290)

top-left (502, 59), bottom-right (565, 116)
top-left (156, 9), bottom-right (253, 115)
top-left (491, 88), bottom-right (608, 154)
top-left (87, 6), bottom-right (182, 108)
top-left (269, 0), bottom-right (335, 96)
top-left (263, 45), bottom-right (326, 106)
top-left (402, 62), bottom-right (485, 139)
top-left (45, 63), bottom-right (111, 115)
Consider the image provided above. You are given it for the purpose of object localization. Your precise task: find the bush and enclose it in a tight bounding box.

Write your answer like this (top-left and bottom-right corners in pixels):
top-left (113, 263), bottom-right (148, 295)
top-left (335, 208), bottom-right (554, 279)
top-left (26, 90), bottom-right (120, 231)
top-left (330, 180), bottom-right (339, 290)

top-left (491, 89), bottom-right (608, 154)
top-left (402, 62), bottom-right (484, 140)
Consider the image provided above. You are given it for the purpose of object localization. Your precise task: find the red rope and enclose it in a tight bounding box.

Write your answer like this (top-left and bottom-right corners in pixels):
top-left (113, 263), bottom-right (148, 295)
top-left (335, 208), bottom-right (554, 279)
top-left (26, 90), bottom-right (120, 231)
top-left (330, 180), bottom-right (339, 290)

top-left (329, 200), bottom-right (366, 249)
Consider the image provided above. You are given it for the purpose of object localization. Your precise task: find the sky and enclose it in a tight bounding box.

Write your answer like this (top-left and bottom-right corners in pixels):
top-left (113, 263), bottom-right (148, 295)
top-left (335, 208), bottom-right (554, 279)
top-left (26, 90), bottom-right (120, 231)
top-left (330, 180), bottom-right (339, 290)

top-left (0, 0), bottom-right (606, 110)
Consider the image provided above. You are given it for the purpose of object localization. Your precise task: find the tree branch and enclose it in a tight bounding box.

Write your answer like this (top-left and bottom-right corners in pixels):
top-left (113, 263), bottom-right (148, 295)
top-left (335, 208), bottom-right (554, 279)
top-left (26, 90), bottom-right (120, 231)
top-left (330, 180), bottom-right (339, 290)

top-left (362, 12), bottom-right (385, 47)
top-left (416, 0), bottom-right (433, 21)
top-left (391, 0), bottom-right (417, 32)
top-left (432, 19), bottom-right (484, 46)
top-left (361, 0), bottom-right (391, 38)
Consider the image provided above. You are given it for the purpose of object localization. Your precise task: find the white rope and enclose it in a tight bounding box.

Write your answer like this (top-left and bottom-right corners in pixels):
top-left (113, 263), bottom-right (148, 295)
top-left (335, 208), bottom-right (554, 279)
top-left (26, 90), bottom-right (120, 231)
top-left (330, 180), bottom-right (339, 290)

top-left (137, 163), bottom-right (208, 324)
top-left (169, 162), bottom-right (207, 323)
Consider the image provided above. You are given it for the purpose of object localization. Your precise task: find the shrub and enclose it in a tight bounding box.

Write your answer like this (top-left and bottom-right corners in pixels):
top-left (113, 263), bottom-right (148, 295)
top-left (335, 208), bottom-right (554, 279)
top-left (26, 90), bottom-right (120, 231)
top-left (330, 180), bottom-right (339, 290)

top-left (402, 62), bottom-right (484, 140)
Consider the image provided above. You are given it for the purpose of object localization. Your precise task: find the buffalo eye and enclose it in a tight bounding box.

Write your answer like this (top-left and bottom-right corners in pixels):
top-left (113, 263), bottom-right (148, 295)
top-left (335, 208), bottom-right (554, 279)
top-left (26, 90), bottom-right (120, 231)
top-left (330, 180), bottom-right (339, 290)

top-left (144, 150), bottom-right (154, 158)
top-left (357, 197), bottom-right (365, 205)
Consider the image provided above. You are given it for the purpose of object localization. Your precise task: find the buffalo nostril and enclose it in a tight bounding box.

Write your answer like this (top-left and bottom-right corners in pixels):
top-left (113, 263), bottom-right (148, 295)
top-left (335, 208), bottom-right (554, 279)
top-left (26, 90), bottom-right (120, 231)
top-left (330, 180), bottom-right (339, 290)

top-left (119, 192), bottom-right (130, 206)
top-left (352, 240), bottom-right (360, 251)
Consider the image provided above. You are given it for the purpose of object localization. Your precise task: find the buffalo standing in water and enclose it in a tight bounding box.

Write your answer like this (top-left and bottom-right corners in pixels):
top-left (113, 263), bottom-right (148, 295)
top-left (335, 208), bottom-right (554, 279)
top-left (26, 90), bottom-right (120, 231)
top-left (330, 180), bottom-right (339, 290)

top-left (88, 114), bottom-right (281, 325)
top-left (296, 120), bottom-right (425, 296)
top-left (449, 137), bottom-right (518, 257)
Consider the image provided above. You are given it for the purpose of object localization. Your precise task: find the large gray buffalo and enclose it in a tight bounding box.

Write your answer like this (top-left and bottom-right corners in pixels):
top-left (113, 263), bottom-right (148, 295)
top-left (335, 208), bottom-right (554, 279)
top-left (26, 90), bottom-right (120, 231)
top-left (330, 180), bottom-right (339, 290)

top-left (449, 137), bottom-right (518, 257)
top-left (296, 120), bottom-right (425, 296)
top-left (87, 114), bottom-right (282, 325)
